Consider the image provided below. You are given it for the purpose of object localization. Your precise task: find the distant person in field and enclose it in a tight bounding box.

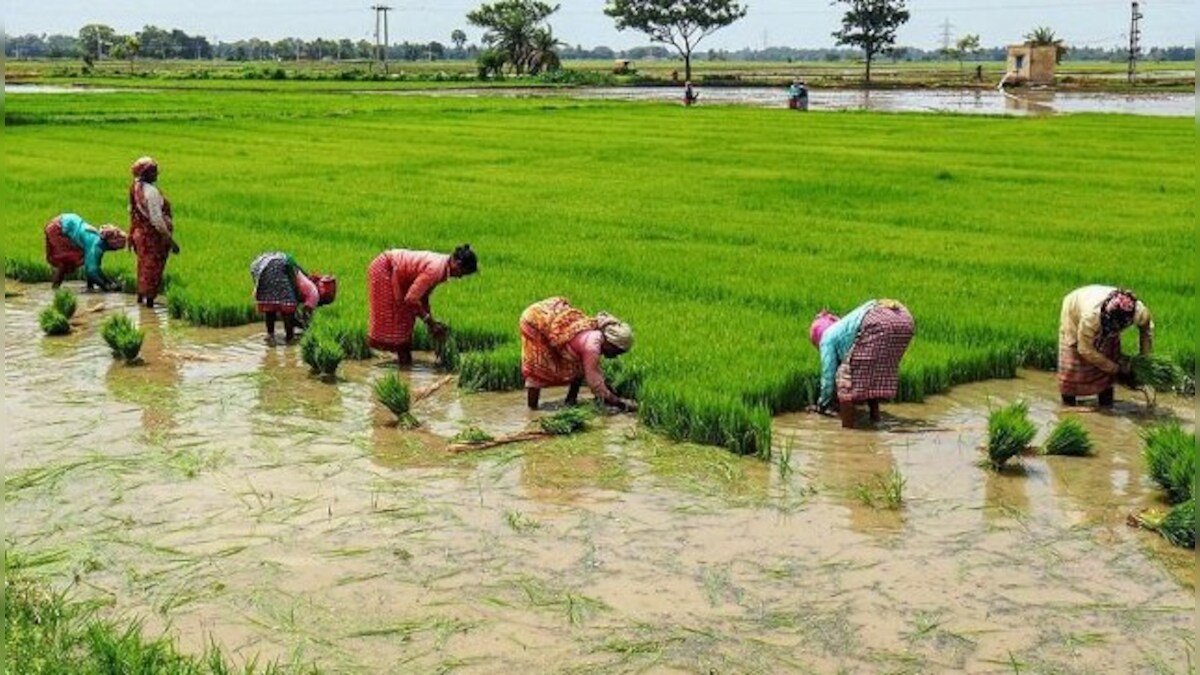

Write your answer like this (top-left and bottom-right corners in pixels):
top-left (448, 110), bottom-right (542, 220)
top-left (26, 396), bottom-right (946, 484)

top-left (809, 299), bottom-right (915, 429)
top-left (1057, 286), bottom-right (1153, 407)
top-left (128, 156), bottom-right (181, 308)
top-left (787, 78), bottom-right (809, 110)
top-left (683, 80), bottom-right (698, 106)
top-left (519, 297), bottom-right (637, 412)
top-left (367, 245), bottom-right (477, 366)
top-left (250, 252), bottom-right (337, 344)
top-left (43, 213), bottom-right (127, 291)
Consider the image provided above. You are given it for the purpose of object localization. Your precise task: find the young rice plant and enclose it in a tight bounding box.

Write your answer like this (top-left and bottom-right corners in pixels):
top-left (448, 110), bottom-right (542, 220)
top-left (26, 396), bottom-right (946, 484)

top-left (986, 401), bottom-right (1037, 471)
top-left (1141, 422), bottom-right (1195, 503)
top-left (100, 314), bottom-right (144, 363)
top-left (1042, 417), bottom-right (1094, 457)
top-left (38, 307), bottom-right (70, 336)
top-left (52, 288), bottom-right (77, 319)
top-left (374, 371), bottom-right (418, 428)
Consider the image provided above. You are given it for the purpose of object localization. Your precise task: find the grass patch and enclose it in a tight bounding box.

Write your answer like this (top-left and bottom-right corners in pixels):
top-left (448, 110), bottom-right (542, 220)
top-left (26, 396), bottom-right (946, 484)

top-left (452, 425), bottom-right (494, 444)
top-left (1042, 417), bottom-right (1094, 457)
top-left (100, 314), bottom-right (144, 363)
top-left (985, 401), bottom-right (1036, 471)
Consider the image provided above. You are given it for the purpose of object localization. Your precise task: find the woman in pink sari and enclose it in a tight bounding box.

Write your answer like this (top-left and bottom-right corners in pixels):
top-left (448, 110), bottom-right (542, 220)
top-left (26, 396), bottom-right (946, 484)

top-left (367, 245), bottom-right (477, 365)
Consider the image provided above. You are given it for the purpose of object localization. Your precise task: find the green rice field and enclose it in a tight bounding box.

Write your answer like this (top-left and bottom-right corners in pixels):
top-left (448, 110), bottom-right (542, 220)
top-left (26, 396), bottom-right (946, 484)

top-left (3, 91), bottom-right (1194, 454)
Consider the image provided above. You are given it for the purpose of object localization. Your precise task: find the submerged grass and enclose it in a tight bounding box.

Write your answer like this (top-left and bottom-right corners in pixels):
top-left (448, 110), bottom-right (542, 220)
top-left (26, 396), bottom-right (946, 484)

top-left (986, 401), bottom-right (1037, 471)
top-left (3, 92), bottom-right (1193, 454)
top-left (853, 468), bottom-right (906, 510)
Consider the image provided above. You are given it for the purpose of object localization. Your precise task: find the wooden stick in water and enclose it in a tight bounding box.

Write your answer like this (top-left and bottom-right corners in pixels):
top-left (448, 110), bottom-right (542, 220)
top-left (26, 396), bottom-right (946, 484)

top-left (411, 375), bottom-right (455, 406)
top-left (447, 431), bottom-right (546, 453)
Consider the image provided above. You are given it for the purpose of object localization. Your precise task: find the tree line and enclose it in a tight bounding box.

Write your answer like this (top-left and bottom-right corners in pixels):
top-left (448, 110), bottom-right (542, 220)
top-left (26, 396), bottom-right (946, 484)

top-left (5, 0), bottom-right (1195, 82)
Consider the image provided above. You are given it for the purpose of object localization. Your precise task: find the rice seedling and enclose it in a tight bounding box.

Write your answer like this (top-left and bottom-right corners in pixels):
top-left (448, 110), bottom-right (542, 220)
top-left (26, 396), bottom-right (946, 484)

top-left (1129, 498), bottom-right (1195, 549)
top-left (1129, 354), bottom-right (1186, 393)
top-left (1042, 417), bottom-right (1094, 457)
top-left (100, 314), bottom-right (144, 363)
top-left (539, 407), bottom-right (592, 435)
top-left (853, 468), bottom-right (906, 510)
top-left (299, 330), bottom-right (343, 379)
top-left (38, 306), bottom-right (71, 336)
top-left (1141, 422), bottom-right (1195, 503)
top-left (452, 425), bottom-right (494, 444)
top-left (504, 510), bottom-right (540, 533)
top-left (374, 371), bottom-right (418, 428)
top-left (51, 288), bottom-right (77, 319)
top-left (985, 401), bottom-right (1037, 471)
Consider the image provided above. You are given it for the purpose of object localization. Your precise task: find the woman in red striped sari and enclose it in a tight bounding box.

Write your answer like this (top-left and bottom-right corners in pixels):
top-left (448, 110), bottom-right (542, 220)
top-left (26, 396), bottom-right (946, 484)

top-left (128, 156), bottom-right (181, 308)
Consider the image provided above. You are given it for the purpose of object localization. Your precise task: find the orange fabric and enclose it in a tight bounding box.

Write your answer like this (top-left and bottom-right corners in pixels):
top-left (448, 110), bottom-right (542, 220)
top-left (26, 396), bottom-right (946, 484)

top-left (44, 217), bottom-right (84, 273)
top-left (129, 181), bottom-right (173, 297)
top-left (520, 297), bottom-right (598, 387)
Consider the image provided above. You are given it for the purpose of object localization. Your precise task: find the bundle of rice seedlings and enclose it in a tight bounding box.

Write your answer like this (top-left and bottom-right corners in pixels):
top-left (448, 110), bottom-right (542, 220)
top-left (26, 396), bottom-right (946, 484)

top-left (1142, 422), bottom-right (1195, 503)
top-left (100, 314), bottom-right (144, 363)
top-left (453, 426), bottom-right (494, 445)
top-left (1129, 354), bottom-right (1185, 393)
top-left (52, 288), bottom-right (77, 319)
top-left (374, 372), bottom-right (417, 428)
top-left (1042, 417), bottom-right (1094, 457)
top-left (1130, 499), bottom-right (1195, 549)
top-left (38, 307), bottom-right (70, 336)
top-left (539, 407), bottom-right (591, 436)
top-left (300, 331), bottom-right (344, 378)
top-left (986, 401), bottom-right (1036, 470)
top-left (435, 334), bottom-right (460, 369)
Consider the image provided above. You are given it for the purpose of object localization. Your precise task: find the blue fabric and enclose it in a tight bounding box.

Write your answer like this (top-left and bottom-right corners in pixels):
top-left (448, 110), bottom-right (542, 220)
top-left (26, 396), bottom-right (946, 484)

top-left (59, 213), bottom-right (107, 286)
top-left (818, 300), bottom-right (877, 407)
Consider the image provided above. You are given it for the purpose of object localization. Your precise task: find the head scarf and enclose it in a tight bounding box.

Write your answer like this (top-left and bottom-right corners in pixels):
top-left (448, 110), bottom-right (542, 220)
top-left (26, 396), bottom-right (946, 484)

top-left (1098, 289), bottom-right (1138, 345)
top-left (131, 156), bottom-right (158, 181)
top-left (809, 310), bottom-right (840, 348)
top-left (595, 312), bottom-right (633, 352)
top-left (98, 225), bottom-right (128, 250)
top-left (311, 274), bottom-right (338, 306)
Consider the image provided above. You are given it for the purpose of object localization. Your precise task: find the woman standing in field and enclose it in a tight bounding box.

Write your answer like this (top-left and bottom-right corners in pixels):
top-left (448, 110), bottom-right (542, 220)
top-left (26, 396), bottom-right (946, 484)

top-left (367, 245), bottom-right (477, 365)
top-left (520, 296), bottom-right (637, 412)
top-left (128, 156), bottom-right (180, 308)
top-left (250, 252), bottom-right (337, 343)
top-left (44, 213), bottom-right (127, 291)
top-left (1057, 285), bottom-right (1153, 407)
top-left (809, 299), bottom-right (915, 429)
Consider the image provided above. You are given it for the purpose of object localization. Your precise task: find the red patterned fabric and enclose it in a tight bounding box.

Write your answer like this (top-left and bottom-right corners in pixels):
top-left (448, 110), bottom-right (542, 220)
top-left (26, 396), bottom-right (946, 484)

top-left (520, 297), bottom-right (598, 387)
top-left (44, 217), bottom-right (84, 273)
top-left (1057, 334), bottom-right (1119, 396)
top-left (367, 250), bottom-right (450, 352)
top-left (129, 181), bottom-right (173, 297)
top-left (836, 303), bottom-right (914, 403)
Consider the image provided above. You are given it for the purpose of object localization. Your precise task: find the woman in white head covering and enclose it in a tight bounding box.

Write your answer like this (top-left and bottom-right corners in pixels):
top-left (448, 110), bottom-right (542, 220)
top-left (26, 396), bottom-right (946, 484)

top-left (518, 297), bottom-right (637, 411)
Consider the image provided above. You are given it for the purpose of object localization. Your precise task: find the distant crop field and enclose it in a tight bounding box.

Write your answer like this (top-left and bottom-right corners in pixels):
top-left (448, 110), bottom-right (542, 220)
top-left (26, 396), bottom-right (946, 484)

top-left (4, 91), bottom-right (1193, 454)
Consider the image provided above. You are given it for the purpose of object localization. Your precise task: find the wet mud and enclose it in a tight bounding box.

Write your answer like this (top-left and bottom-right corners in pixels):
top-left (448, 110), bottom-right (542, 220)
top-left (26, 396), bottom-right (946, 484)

top-left (4, 282), bottom-right (1195, 673)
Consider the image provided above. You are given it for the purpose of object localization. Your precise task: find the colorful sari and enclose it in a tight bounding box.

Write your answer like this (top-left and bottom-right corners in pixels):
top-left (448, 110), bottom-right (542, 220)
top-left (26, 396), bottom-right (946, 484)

top-left (520, 297), bottom-right (598, 387)
top-left (129, 180), bottom-right (174, 298)
top-left (44, 216), bottom-right (84, 273)
top-left (835, 303), bottom-right (915, 403)
top-left (251, 253), bottom-right (303, 315)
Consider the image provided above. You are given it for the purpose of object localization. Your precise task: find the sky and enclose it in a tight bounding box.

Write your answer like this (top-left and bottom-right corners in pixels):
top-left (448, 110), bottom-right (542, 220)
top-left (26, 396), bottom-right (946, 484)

top-left (5, 0), bottom-right (1196, 51)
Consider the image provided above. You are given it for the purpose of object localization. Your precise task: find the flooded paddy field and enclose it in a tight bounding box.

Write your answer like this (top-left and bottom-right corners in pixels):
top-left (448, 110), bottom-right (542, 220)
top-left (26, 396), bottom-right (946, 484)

top-left (5, 282), bottom-right (1194, 673)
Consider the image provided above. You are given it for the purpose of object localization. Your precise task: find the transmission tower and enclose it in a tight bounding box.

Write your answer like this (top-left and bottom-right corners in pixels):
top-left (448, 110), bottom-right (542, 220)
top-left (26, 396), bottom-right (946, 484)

top-left (938, 18), bottom-right (954, 52)
top-left (372, 5), bottom-right (393, 73)
top-left (1127, 1), bottom-right (1143, 83)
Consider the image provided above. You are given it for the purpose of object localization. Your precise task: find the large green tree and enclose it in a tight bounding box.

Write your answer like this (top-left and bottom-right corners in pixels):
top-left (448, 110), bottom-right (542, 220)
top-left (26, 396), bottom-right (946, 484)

top-left (467, 0), bottom-right (559, 75)
top-left (831, 0), bottom-right (910, 84)
top-left (77, 24), bottom-right (116, 63)
top-left (604, 0), bottom-right (747, 82)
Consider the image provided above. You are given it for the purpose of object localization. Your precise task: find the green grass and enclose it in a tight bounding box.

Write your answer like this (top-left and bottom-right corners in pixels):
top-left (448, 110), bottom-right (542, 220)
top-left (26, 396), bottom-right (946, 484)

top-left (853, 468), bottom-right (906, 509)
top-left (39, 306), bottom-right (71, 335)
top-left (2, 91), bottom-right (1193, 456)
top-left (1142, 422), bottom-right (1196, 503)
top-left (100, 314), bottom-right (144, 362)
top-left (986, 401), bottom-right (1037, 471)
top-left (1042, 417), bottom-right (1094, 457)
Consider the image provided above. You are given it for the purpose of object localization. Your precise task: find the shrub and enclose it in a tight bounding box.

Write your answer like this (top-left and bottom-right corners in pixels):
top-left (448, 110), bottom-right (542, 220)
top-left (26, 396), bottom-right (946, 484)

top-left (1142, 422), bottom-right (1195, 503)
top-left (52, 288), bottom-right (77, 319)
top-left (539, 407), bottom-right (591, 435)
top-left (100, 314), bottom-right (144, 363)
top-left (1043, 417), bottom-right (1093, 457)
top-left (300, 330), bottom-right (343, 378)
top-left (38, 307), bottom-right (70, 336)
top-left (986, 401), bottom-right (1036, 470)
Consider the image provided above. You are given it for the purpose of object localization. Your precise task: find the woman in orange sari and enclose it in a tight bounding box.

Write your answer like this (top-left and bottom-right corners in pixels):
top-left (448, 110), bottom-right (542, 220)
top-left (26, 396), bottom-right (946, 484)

top-left (519, 297), bottom-right (637, 412)
top-left (128, 156), bottom-right (180, 308)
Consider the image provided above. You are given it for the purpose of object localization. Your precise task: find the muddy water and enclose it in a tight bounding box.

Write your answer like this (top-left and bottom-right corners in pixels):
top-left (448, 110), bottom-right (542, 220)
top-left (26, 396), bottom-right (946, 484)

top-left (4, 282), bottom-right (1195, 673)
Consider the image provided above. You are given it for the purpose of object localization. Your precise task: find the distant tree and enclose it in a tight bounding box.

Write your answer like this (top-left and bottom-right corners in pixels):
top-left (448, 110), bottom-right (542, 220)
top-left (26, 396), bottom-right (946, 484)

top-left (467, 0), bottom-right (560, 75)
top-left (527, 28), bottom-right (562, 73)
top-left (947, 33), bottom-right (980, 72)
top-left (1024, 26), bottom-right (1068, 63)
top-left (112, 35), bottom-right (140, 73)
top-left (78, 24), bottom-right (117, 64)
top-left (603, 0), bottom-right (747, 82)
top-left (451, 29), bottom-right (468, 52)
top-left (831, 0), bottom-right (910, 84)
top-left (477, 47), bottom-right (506, 78)
top-left (428, 41), bottom-right (447, 60)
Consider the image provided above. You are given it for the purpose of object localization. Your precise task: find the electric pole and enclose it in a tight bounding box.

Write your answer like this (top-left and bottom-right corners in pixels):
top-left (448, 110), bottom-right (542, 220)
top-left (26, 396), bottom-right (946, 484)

top-left (372, 5), bottom-right (393, 73)
top-left (938, 18), bottom-right (954, 53)
top-left (1127, 1), bottom-right (1143, 84)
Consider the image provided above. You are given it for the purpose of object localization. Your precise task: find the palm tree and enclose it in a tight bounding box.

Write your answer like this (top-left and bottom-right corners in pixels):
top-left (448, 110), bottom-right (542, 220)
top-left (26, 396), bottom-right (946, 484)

top-left (526, 27), bottom-right (562, 74)
top-left (1024, 26), bottom-right (1068, 63)
top-left (451, 29), bottom-right (468, 52)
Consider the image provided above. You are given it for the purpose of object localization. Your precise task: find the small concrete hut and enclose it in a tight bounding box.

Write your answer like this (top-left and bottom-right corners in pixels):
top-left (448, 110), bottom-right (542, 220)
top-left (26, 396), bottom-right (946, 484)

top-left (1005, 44), bottom-right (1058, 85)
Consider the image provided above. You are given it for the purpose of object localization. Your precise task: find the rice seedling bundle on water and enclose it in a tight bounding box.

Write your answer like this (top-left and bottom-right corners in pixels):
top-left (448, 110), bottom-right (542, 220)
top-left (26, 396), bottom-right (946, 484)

top-left (986, 401), bottom-right (1036, 470)
top-left (374, 371), bottom-right (418, 428)
top-left (1142, 422), bottom-right (1195, 503)
top-left (38, 307), bottom-right (70, 336)
top-left (1129, 354), bottom-right (1185, 393)
top-left (52, 288), bottom-right (77, 319)
top-left (539, 407), bottom-right (592, 436)
top-left (300, 330), bottom-right (344, 379)
top-left (1042, 417), bottom-right (1093, 457)
top-left (100, 314), bottom-right (144, 363)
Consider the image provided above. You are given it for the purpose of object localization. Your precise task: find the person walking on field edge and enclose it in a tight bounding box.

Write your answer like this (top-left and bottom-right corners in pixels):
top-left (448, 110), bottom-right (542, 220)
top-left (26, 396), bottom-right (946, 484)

top-left (809, 299), bottom-right (915, 429)
top-left (520, 296), bottom-right (637, 412)
top-left (367, 245), bottom-right (478, 366)
top-left (250, 252), bottom-right (338, 344)
top-left (1057, 285), bottom-right (1153, 407)
top-left (128, 156), bottom-right (181, 308)
top-left (44, 213), bottom-right (127, 291)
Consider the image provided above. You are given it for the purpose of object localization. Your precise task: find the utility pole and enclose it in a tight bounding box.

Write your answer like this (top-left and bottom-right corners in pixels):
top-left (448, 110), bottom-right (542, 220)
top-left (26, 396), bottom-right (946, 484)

top-left (938, 18), bottom-right (954, 53)
top-left (372, 5), bottom-right (393, 73)
top-left (1127, 1), bottom-right (1143, 84)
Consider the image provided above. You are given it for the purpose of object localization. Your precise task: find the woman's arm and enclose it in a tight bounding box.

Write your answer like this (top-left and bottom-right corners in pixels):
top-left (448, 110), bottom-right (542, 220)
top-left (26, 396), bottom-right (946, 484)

top-left (818, 339), bottom-right (839, 407)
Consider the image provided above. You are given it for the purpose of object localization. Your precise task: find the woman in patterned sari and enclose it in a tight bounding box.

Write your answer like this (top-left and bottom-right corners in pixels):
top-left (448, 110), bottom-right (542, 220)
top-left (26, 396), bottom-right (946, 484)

top-left (1057, 285), bottom-right (1152, 407)
top-left (250, 252), bottom-right (338, 343)
top-left (44, 213), bottom-right (127, 291)
top-left (809, 299), bottom-right (915, 429)
top-left (519, 296), bottom-right (637, 412)
top-left (128, 156), bottom-right (180, 308)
